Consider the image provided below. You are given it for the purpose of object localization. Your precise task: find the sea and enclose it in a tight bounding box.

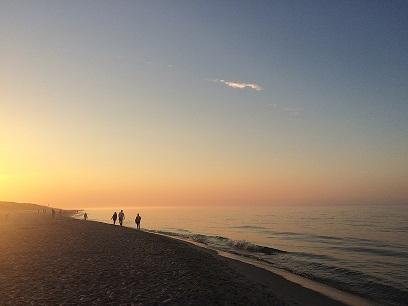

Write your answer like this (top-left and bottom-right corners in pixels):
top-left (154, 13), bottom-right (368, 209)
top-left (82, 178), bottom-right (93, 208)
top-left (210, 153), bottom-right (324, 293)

top-left (77, 205), bottom-right (408, 306)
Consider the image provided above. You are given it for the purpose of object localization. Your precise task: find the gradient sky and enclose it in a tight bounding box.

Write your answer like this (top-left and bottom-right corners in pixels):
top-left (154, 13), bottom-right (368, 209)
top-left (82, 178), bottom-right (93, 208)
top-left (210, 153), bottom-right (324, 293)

top-left (1, 1), bottom-right (407, 208)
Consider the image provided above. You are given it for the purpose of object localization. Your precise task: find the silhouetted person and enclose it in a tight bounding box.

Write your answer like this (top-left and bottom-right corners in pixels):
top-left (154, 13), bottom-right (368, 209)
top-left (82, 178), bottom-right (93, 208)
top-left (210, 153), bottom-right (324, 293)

top-left (135, 213), bottom-right (141, 230)
top-left (84, 212), bottom-right (88, 220)
top-left (118, 210), bottom-right (125, 226)
top-left (112, 212), bottom-right (118, 225)
top-left (52, 209), bottom-right (55, 218)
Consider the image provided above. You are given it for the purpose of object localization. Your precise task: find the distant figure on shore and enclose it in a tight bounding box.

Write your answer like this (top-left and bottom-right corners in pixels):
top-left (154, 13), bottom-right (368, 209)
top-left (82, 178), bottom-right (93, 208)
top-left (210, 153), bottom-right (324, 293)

top-left (52, 209), bottom-right (55, 218)
top-left (112, 212), bottom-right (118, 225)
top-left (84, 212), bottom-right (88, 221)
top-left (135, 213), bottom-right (141, 230)
top-left (118, 210), bottom-right (125, 226)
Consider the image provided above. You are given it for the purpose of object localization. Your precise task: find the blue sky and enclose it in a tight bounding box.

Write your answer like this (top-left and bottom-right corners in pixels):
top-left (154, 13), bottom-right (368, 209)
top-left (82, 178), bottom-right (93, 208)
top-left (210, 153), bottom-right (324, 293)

top-left (1, 1), bottom-right (407, 206)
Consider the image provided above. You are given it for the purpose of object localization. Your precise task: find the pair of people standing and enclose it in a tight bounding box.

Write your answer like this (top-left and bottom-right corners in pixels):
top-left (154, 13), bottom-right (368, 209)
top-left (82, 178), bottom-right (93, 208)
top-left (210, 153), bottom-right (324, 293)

top-left (111, 210), bottom-right (125, 226)
top-left (111, 210), bottom-right (141, 229)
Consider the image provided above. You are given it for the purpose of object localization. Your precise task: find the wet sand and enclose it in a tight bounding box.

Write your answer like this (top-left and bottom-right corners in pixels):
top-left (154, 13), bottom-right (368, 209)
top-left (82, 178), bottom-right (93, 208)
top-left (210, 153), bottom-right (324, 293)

top-left (0, 208), bottom-right (347, 305)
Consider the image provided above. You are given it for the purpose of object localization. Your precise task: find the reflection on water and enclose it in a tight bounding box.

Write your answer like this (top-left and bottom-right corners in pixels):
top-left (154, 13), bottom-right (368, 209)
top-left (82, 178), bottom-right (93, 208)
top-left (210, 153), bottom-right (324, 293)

top-left (80, 205), bottom-right (408, 305)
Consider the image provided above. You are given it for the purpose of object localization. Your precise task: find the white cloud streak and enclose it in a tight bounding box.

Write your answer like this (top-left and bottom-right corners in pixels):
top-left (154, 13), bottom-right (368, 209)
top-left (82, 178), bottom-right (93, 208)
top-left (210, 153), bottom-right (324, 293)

top-left (215, 79), bottom-right (263, 91)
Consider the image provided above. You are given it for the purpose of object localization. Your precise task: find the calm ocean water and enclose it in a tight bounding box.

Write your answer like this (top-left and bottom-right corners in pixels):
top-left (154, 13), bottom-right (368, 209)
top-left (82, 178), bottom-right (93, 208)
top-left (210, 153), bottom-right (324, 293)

top-left (79, 205), bottom-right (408, 305)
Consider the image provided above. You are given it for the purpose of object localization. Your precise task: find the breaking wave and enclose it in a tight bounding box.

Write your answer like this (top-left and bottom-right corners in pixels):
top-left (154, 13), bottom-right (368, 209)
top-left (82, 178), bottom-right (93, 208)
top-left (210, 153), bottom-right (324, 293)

top-left (149, 230), bottom-right (285, 256)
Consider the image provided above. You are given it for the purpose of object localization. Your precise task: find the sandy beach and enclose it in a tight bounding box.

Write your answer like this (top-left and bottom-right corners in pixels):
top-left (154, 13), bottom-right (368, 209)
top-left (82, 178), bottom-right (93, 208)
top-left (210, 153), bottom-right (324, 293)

top-left (0, 205), bottom-right (347, 305)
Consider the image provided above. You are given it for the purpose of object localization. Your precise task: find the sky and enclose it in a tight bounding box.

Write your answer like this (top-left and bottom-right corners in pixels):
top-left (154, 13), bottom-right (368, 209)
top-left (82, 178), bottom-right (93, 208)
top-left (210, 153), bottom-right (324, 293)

top-left (1, 1), bottom-right (407, 208)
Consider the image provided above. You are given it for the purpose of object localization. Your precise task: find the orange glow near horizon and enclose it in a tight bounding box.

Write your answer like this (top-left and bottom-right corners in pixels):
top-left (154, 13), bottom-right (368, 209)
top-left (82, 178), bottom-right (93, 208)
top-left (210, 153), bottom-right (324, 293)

top-left (2, 131), bottom-right (407, 209)
top-left (1, 104), bottom-right (407, 209)
top-left (1, 5), bottom-right (407, 209)
top-left (1, 108), bottom-right (407, 209)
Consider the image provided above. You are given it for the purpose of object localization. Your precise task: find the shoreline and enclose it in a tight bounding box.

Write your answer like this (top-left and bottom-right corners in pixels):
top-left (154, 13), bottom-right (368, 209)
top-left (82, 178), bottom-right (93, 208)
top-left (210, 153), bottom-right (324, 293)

top-left (1, 202), bottom-right (377, 305)
top-left (76, 204), bottom-right (407, 306)
top-left (138, 227), bottom-right (375, 306)
top-left (0, 202), bottom-right (375, 306)
top-left (0, 204), bottom-right (376, 305)
top-left (74, 208), bottom-right (375, 306)
top-left (71, 217), bottom-right (373, 305)
top-left (73, 211), bottom-right (376, 306)
top-left (1, 213), bottom-right (284, 305)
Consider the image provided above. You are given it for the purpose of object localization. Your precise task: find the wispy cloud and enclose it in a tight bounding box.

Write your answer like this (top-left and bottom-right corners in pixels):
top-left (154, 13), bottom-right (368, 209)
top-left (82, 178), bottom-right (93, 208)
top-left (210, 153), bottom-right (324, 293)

top-left (213, 79), bottom-right (263, 91)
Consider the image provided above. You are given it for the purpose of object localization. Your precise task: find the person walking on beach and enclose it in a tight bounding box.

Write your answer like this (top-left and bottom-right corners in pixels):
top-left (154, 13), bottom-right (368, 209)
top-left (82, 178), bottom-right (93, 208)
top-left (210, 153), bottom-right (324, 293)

top-left (112, 211), bottom-right (118, 225)
top-left (118, 210), bottom-right (125, 226)
top-left (135, 213), bottom-right (141, 230)
top-left (84, 212), bottom-right (88, 220)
